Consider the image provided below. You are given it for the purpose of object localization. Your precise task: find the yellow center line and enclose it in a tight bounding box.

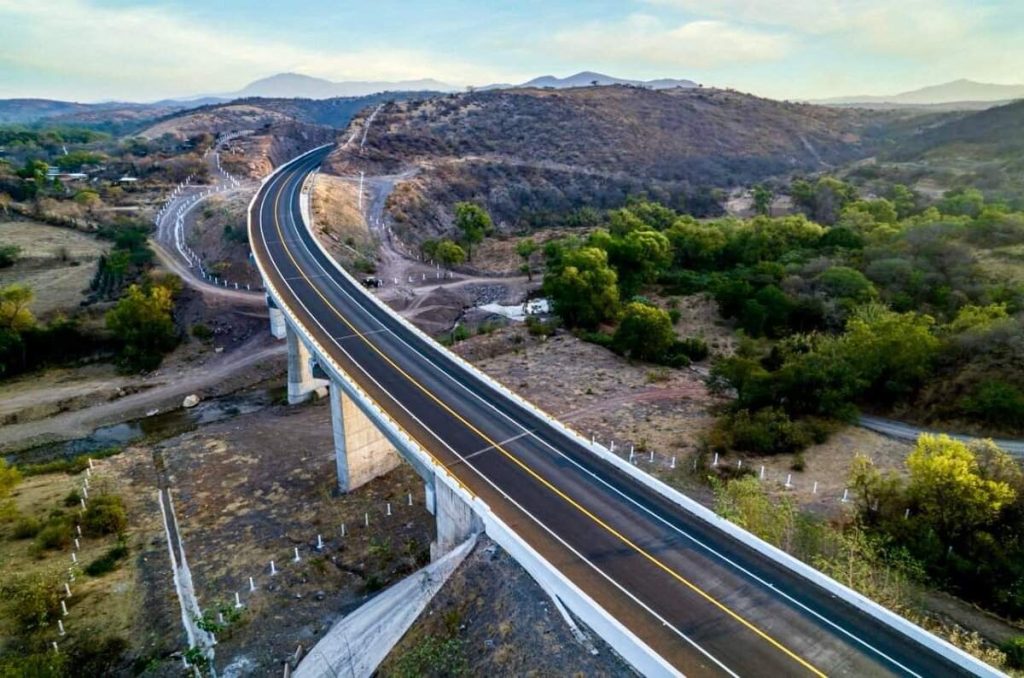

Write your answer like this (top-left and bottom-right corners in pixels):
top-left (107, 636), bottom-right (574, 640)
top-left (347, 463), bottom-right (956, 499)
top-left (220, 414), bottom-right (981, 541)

top-left (264, 160), bottom-right (827, 678)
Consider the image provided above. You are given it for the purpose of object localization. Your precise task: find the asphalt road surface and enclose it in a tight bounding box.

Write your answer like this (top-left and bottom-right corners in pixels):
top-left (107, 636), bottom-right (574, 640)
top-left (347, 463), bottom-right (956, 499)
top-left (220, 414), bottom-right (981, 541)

top-left (250, 147), bottom-right (979, 677)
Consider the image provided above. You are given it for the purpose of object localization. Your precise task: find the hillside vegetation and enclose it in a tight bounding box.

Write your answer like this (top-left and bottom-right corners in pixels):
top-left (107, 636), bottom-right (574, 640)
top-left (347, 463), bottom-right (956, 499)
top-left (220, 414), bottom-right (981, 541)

top-left (327, 86), bottom-right (926, 236)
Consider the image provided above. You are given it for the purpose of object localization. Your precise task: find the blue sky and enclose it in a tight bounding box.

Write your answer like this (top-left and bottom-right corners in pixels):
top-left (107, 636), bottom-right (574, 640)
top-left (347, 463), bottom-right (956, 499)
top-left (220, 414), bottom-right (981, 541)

top-left (1, 0), bottom-right (1022, 102)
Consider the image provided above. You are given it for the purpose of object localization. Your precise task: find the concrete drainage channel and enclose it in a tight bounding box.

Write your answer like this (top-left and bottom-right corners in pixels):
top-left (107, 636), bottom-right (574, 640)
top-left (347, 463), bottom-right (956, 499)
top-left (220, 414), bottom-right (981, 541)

top-left (292, 535), bottom-right (477, 678)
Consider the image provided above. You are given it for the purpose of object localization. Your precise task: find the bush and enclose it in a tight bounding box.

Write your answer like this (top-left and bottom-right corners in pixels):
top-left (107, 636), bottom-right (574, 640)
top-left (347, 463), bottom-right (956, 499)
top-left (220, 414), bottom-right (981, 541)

top-left (0, 244), bottom-right (20, 268)
top-left (83, 494), bottom-right (128, 537)
top-left (63, 489), bottom-right (82, 507)
top-left (0, 571), bottom-right (62, 629)
top-left (613, 302), bottom-right (675, 362)
top-left (391, 635), bottom-right (468, 678)
top-left (525, 316), bottom-right (557, 337)
top-left (18, 446), bottom-right (122, 477)
top-left (34, 518), bottom-right (72, 551)
top-left (85, 541), bottom-right (129, 576)
top-left (12, 515), bottom-right (41, 539)
top-left (1002, 636), bottom-right (1024, 670)
top-left (190, 323), bottom-right (214, 340)
top-left (715, 408), bottom-right (813, 455)
top-left (673, 337), bottom-right (710, 362)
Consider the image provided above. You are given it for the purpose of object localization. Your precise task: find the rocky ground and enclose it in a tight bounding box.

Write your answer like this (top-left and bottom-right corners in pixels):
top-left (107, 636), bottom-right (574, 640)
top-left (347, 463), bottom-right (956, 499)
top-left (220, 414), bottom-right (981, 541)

top-left (378, 536), bottom-right (634, 677)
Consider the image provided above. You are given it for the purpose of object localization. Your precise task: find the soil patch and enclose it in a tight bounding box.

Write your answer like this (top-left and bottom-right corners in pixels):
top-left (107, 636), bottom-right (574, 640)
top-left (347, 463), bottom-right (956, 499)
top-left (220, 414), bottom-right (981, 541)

top-left (379, 536), bottom-right (634, 677)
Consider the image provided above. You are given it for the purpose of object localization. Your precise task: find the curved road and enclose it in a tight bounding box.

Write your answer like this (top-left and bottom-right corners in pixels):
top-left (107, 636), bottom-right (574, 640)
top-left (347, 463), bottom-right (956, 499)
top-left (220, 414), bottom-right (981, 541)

top-left (251, 147), bottom-right (979, 677)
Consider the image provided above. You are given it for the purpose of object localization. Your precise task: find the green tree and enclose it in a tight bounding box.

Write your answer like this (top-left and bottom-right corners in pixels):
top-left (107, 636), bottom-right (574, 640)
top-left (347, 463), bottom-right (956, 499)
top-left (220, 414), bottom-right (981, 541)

top-left (752, 184), bottom-right (774, 216)
top-left (515, 237), bottom-right (539, 281)
top-left (595, 227), bottom-right (672, 297)
top-left (0, 459), bottom-right (19, 498)
top-left (665, 218), bottom-right (729, 269)
top-left (613, 302), bottom-right (675, 362)
top-left (0, 284), bottom-right (35, 332)
top-left (907, 434), bottom-right (1016, 544)
top-left (938, 188), bottom-right (985, 218)
top-left (818, 266), bottom-right (877, 304)
top-left (434, 239), bottom-right (466, 270)
top-left (838, 304), bottom-right (939, 402)
top-left (105, 283), bottom-right (178, 371)
top-left (453, 202), bottom-right (493, 261)
top-left (543, 246), bottom-right (620, 329)
top-left (887, 184), bottom-right (918, 219)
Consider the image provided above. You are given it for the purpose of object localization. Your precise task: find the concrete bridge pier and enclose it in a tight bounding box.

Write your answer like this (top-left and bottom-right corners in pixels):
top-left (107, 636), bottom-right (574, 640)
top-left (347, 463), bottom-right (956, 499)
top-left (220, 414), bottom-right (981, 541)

top-left (328, 378), bottom-right (403, 492)
top-left (429, 477), bottom-right (483, 561)
top-left (267, 295), bottom-right (286, 340)
top-left (287, 325), bottom-right (326, 404)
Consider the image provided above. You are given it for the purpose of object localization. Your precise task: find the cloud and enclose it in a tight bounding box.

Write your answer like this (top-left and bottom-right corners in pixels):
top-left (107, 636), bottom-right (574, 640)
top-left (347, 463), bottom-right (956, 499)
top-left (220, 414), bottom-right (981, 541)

top-left (642, 0), bottom-right (986, 58)
top-left (0, 0), bottom-right (513, 100)
top-left (552, 14), bottom-right (791, 69)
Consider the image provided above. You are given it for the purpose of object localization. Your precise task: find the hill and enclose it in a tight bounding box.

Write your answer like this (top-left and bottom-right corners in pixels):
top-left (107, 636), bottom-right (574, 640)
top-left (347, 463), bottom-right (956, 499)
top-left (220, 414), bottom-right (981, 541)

top-left (233, 73), bottom-right (454, 99)
top-left (888, 99), bottom-right (1024, 160)
top-left (0, 98), bottom-right (201, 128)
top-left (326, 85), bottom-right (916, 236)
top-left (517, 71), bottom-right (697, 90)
top-left (817, 79), bottom-right (1024, 108)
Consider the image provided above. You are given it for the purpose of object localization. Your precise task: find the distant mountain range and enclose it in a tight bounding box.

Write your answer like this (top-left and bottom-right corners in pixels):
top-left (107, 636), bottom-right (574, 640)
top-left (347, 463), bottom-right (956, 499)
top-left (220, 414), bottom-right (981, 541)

top-left (512, 71), bottom-right (698, 90)
top-left (218, 71), bottom-right (699, 100)
top-left (228, 73), bottom-right (456, 99)
top-left (815, 79), bottom-right (1024, 107)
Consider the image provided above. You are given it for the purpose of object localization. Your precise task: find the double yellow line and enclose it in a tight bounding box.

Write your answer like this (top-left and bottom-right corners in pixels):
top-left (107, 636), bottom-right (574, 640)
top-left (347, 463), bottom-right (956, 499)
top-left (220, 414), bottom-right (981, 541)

top-left (263, 159), bottom-right (826, 678)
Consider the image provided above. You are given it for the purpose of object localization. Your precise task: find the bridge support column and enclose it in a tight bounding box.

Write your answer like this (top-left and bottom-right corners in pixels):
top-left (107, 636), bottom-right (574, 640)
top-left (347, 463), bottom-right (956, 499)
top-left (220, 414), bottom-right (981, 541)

top-left (429, 478), bottom-right (482, 561)
top-left (329, 379), bottom-right (402, 492)
top-left (287, 326), bottom-right (324, 404)
top-left (267, 296), bottom-right (286, 340)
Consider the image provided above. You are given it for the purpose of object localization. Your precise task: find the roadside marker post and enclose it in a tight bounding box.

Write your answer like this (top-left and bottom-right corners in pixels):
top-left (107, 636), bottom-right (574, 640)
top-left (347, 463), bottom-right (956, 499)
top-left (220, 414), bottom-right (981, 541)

top-left (249, 577), bottom-right (256, 592)
top-left (270, 560), bottom-right (277, 576)
top-left (234, 592), bottom-right (243, 609)
top-left (293, 547), bottom-right (301, 562)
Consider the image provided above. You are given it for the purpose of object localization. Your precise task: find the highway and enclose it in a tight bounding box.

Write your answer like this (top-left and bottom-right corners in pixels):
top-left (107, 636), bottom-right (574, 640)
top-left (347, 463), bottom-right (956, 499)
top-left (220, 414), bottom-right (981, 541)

top-left (250, 147), bottom-right (978, 677)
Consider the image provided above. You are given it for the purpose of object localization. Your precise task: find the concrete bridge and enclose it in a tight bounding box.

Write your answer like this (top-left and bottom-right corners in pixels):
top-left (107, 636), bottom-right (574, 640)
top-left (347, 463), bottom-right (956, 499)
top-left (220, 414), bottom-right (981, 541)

top-left (249, 145), bottom-right (1000, 677)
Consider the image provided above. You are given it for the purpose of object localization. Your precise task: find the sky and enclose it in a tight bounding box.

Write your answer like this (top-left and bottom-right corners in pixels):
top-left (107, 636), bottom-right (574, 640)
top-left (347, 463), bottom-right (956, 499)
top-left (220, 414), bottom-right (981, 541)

top-left (0, 0), bottom-right (1022, 102)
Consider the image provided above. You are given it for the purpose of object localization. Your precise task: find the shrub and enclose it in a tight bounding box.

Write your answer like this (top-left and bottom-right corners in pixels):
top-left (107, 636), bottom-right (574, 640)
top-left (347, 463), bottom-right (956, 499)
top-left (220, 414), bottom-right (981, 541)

top-left (0, 572), bottom-right (62, 629)
top-left (715, 408), bottom-right (812, 455)
top-left (34, 518), bottom-right (72, 551)
top-left (0, 244), bottom-right (20, 268)
top-left (190, 323), bottom-right (214, 340)
top-left (668, 308), bottom-right (682, 324)
top-left (85, 541), bottom-right (129, 576)
top-left (613, 302), bottom-right (675, 361)
top-left (525, 316), bottom-right (557, 337)
top-left (83, 494), bottom-right (128, 537)
top-left (391, 635), bottom-right (468, 678)
top-left (674, 337), bottom-right (710, 362)
top-left (64, 489), bottom-right (82, 507)
top-left (12, 515), bottom-right (41, 539)
top-left (19, 446), bottom-right (122, 476)
top-left (1002, 636), bottom-right (1024, 670)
